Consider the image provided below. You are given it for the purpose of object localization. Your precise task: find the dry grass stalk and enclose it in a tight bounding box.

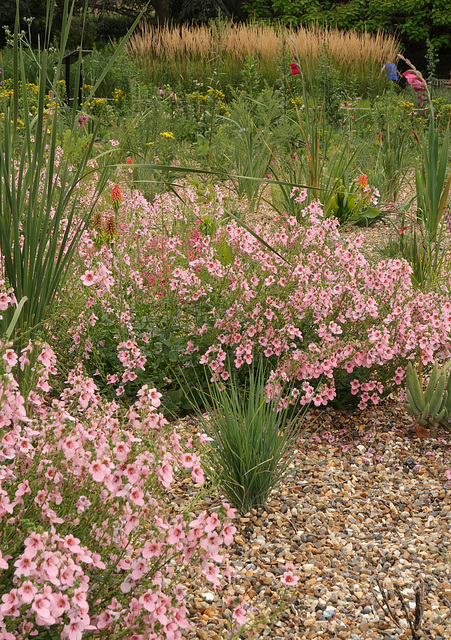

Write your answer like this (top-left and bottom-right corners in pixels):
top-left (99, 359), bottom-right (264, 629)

top-left (128, 21), bottom-right (399, 72)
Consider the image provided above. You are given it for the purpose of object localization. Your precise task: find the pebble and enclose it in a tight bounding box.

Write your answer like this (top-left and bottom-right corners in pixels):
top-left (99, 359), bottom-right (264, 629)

top-left (173, 400), bottom-right (451, 639)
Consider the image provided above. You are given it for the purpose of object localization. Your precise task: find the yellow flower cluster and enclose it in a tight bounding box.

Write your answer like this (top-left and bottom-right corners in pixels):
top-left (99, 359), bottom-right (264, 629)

top-left (188, 89), bottom-right (230, 116)
top-left (114, 88), bottom-right (126, 102)
top-left (0, 113), bottom-right (25, 129)
top-left (160, 131), bottom-right (175, 140)
top-left (207, 88), bottom-right (225, 100)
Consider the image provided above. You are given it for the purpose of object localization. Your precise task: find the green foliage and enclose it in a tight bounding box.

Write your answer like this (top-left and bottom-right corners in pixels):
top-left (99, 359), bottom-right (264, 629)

top-left (84, 301), bottom-right (211, 413)
top-left (191, 360), bottom-right (309, 514)
top-left (242, 0), bottom-right (451, 54)
top-left (217, 95), bottom-right (273, 212)
top-left (0, 0), bottom-right (142, 373)
top-left (80, 44), bottom-right (135, 98)
top-left (326, 174), bottom-right (382, 227)
top-left (314, 46), bottom-right (347, 124)
top-left (415, 114), bottom-right (451, 243)
top-left (426, 37), bottom-right (439, 84)
top-left (405, 361), bottom-right (451, 434)
top-left (374, 116), bottom-right (411, 202)
top-left (381, 222), bottom-right (434, 289)
top-left (240, 55), bottom-right (262, 99)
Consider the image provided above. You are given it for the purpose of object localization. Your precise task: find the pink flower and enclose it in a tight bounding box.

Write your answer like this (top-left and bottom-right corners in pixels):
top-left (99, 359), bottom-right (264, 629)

top-left (31, 595), bottom-right (55, 624)
top-left (139, 590), bottom-right (159, 612)
top-left (0, 625), bottom-right (15, 639)
top-left (81, 270), bottom-right (97, 286)
top-left (96, 611), bottom-right (113, 629)
top-left (14, 555), bottom-right (37, 576)
top-left (149, 388), bottom-right (162, 407)
top-left (281, 570), bottom-right (299, 586)
top-left (221, 523), bottom-right (236, 546)
top-left (180, 452), bottom-right (195, 468)
top-left (89, 460), bottom-right (107, 482)
top-left (202, 561), bottom-right (219, 583)
top-left (191, 465), bottom-right (204, 484)
top-left (129, 487), bottom-right (145, 506)
top-left (77, 114), bottom-right (89, 129)
top-left (159, 462), bottom-right (173, 488)
top-left (232, 605), bottom-right (247, 627)
top-left (50, 593), bottom-right (69, 617)
top-left (2, 349), bottom-right (17, 368)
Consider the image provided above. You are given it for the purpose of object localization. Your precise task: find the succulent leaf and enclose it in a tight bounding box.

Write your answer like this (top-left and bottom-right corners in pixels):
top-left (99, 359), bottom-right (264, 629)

top-left (428, 372), bottom-right (447, 416)
top-left (406, 362), bottom-right (424, 408)
top-left (420, 401), bottom-right (431, 423)
top-left (424, 362), bottom-right (439, 403)
top-left (406, 388), bottom-right (423, 416)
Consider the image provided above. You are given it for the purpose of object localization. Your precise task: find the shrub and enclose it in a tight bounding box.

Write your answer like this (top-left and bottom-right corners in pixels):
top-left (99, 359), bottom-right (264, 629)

top-left (56, 180), bottom-right (451, 413)
top-left (0, 297), bottom-right (239, 638)
top-left (57, 181), bottom-right (228, 411)
top-left (172, 204), bottom-right (451, 409)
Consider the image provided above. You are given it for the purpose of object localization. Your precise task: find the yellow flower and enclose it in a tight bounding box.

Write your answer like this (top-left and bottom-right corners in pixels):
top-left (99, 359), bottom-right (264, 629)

top-left (160, 131), bottom-right (175, 140)
top-left (114, 88), bottom-right (126, 102)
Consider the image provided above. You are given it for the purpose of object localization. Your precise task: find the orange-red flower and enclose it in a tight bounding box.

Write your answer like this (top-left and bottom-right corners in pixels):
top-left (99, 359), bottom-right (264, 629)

top-left (126, 157), bottom-right (133, 165)
top-left (358, 174), bottom-right (368, 191)
top-left (111, 184), bottom-right (122, 211)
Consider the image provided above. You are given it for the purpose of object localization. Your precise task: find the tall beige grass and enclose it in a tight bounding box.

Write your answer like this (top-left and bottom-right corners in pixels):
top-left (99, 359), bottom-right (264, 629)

top-left (128, 21), bottom-right (399, 69)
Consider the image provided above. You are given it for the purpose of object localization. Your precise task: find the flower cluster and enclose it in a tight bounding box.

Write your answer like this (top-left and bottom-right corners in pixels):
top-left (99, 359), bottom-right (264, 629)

top-left (169, 205), bottom-right (451, 409)
top-left (59, 183), bottom-right (451, 412)
top-left (0, 338), bottom-right (239, 639)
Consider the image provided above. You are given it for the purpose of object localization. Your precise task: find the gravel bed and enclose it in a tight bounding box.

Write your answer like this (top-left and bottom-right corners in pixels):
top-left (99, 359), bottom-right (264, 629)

top-left (170, 400), bottom-right (451, 640)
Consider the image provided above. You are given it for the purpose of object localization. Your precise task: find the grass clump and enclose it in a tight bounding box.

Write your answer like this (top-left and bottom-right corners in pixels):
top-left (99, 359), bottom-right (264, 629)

top-left (193, 361), bottom-right (309, 515)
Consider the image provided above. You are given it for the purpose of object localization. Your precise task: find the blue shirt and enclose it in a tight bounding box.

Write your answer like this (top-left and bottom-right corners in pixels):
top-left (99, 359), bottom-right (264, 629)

top-left (384, 63), bottom-right (397, 81)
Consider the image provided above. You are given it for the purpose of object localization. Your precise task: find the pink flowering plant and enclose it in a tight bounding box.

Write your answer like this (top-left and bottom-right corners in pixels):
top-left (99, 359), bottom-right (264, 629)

top-left (57, 179), bottom-right (451, 413)
top-left (0, 323), bottom-right (242, 638)
top-left (169, 201), bottom-right (451, 410)
top-left (60, 182), bottom-right (229, 410)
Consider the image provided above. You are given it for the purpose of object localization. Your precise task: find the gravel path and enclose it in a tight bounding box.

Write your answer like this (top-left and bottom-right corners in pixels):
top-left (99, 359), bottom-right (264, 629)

top-left (173, 400), bottom-right (451, 640)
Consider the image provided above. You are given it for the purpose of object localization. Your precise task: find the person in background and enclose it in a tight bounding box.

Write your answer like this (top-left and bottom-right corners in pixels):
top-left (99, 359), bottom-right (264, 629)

top-left (382, 61), bottom-right (399, 82)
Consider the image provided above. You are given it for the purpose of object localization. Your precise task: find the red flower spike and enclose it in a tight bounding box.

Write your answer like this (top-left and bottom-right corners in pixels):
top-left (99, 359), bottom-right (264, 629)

top-left (358, 174), bottom-right (368, 188)
top-left (111, 184), bottom-right (122, 211)
top-left (290, 63), bottom-right (301, 76)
